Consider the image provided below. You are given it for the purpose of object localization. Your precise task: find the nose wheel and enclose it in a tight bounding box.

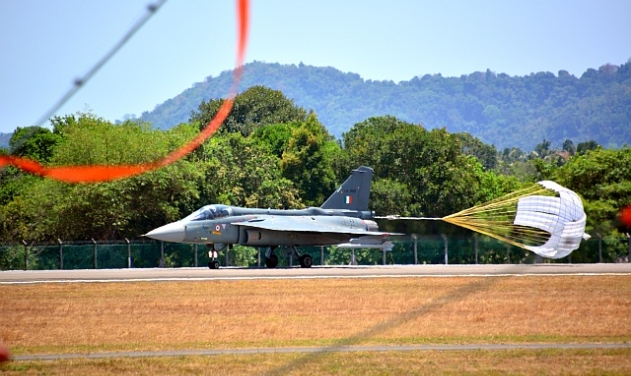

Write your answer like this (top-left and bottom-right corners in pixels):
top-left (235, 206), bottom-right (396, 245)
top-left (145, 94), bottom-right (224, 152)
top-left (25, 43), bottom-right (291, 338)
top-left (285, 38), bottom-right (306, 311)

top-left (207, 245), bottom-right (220, 269)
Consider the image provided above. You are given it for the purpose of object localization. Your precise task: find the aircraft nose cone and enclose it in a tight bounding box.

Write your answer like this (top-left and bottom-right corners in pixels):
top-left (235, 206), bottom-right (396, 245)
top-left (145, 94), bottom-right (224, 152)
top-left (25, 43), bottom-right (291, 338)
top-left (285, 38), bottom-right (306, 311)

top-left (145, 222), bottom-right (185, 243)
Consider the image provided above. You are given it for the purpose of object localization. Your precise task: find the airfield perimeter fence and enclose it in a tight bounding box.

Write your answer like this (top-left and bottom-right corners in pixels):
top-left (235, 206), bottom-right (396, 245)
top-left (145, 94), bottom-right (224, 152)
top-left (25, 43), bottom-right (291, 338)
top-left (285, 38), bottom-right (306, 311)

top-left (1, 234), bottom-right (630, 271)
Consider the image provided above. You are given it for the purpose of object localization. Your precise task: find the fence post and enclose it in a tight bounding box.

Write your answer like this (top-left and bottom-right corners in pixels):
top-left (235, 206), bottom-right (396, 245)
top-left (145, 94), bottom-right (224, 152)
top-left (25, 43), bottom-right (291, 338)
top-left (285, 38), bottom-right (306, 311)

top-left (194, 244), bottom-right (198, 267)
top-left (320, 246), bottom-right (324, 266)
top-left (258, 248), bottom-right (261, 267)
top-left (22, 240), bottom-right (28, 270)
top-left (506, 244), bottom-right (511, 264)
top-left (226, 246), bottom-right (230, 267)
top-left (474, 234), bottom-right (479, 264)
top-left (441, 234), bottom-right (448, 265)
top-left (58, 238), bottom-right (63, 270)
top-left (92, 238), bottom-right (97, 269)
top-left (412, 235), bottom-right (418, 265)
top-left (627, 233), bottom-right (630, 262)
top-left (382, 248), bottom-right (386, 265)
top-left (597, 233), bottom-right (602, 263)
top-left (160, 241), bottom-right (165, 267)
top-left (125, 238), bottom-right (131, 268)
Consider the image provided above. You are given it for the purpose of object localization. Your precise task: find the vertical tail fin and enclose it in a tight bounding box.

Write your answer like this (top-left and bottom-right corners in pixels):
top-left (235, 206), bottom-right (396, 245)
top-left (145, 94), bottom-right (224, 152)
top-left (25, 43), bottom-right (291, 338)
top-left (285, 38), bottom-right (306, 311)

top-left (321, 166), bottom-right (374, 211)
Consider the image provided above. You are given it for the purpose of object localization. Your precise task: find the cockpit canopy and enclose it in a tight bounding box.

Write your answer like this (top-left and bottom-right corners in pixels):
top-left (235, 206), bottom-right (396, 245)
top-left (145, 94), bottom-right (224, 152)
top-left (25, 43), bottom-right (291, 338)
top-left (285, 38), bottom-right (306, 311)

top-left (181, 205), bottom-right (232, 222)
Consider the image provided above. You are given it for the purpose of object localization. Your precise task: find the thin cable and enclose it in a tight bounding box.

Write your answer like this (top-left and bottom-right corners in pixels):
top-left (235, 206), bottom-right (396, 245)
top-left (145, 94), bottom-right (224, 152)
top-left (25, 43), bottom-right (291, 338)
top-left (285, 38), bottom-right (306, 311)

top-left (374, 216), bottom-right (441, 220)
top-left (1, 0), bottom-right (250, 182)
top-left (35, 0), bottom-right (168, 126)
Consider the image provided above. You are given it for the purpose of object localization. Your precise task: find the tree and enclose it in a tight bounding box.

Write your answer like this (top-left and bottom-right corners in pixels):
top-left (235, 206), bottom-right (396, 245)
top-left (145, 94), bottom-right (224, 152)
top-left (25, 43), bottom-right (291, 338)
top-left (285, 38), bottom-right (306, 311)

top-left (9, 126), bottom-right (61, 162)
top-left (576, 140), bottom-right (600, 155)
top-left (0, 115), bottom-right (204, 241)
top-left (190, 86), bottom-right (308, 136)
top-left (341, 116), bottom-right (489, 217)
top-left (534, 139), bottom-right (552, 158)
top-left (454, 132), bottom-right (498, 169)
top-left (250, 122), bottom-right (297, 158)
top-left (369, 178), bottom-right (413, 216)
top-left (191, 132), bottom-right (303, 209)
top-left (280, 114), bottom-right (340, 207)
top-left (562, 139), bottom-right (576, 155)
top-left (49, 113), bottom-right (178, 166)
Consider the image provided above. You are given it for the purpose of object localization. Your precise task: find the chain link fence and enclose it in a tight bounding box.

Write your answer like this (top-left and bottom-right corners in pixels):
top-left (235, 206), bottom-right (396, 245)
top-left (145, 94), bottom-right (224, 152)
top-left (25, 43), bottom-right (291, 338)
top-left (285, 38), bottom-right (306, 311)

top-left (1, 235), bottom-right (630, 271)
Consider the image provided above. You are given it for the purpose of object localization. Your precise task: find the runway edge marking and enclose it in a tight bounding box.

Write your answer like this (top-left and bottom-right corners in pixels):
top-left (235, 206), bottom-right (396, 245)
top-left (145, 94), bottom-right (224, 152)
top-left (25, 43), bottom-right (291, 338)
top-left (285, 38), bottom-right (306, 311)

top-left (2, 272), bottom-right (631, 285)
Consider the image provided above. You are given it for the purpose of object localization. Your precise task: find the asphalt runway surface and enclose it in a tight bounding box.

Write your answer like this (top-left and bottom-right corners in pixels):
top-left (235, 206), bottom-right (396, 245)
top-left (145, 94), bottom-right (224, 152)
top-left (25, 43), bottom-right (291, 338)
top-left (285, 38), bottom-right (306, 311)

top-left (1, 263), bottom-right (631, 284)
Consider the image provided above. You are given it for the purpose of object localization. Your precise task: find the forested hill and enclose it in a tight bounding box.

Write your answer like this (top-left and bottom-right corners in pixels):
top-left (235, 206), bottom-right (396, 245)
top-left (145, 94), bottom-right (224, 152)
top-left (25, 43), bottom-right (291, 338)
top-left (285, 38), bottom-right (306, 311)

top-left (0, 133), bottom-right (11, 148)
top-left (140, 61), bottom-right (631, 151)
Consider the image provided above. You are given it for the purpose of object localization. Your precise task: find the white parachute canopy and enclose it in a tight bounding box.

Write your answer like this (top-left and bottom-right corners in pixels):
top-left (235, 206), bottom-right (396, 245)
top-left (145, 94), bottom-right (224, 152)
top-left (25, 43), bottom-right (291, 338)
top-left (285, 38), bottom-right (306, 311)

top-left (442, 181), bottom-right (590, 259)
top-left (513, 181), bottom-right (590, 259)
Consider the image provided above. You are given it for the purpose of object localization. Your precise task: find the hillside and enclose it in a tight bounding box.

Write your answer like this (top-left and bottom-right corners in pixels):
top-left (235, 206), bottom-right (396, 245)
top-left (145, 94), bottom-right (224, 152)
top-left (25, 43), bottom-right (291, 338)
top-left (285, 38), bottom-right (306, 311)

top-left (140, 61), bottom-right (631, 151)
top-left (0, 133), bottom-right (12, 148)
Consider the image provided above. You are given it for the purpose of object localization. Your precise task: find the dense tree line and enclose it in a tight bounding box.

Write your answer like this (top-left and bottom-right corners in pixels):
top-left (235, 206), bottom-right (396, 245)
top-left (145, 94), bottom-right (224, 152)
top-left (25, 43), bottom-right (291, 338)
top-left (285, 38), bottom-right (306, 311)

top-left (1, 86), bottom-right (630, 265)
top-left (140, 61), bottom-right (631, 151)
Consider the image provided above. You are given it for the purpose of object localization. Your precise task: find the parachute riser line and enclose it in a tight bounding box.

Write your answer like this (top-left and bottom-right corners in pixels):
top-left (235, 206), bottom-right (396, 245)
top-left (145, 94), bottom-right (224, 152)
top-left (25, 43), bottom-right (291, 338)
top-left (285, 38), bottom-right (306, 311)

top-left (375, 216), bottom-right (442, 220)
top-left (441, 217), bottom-right (531, 250)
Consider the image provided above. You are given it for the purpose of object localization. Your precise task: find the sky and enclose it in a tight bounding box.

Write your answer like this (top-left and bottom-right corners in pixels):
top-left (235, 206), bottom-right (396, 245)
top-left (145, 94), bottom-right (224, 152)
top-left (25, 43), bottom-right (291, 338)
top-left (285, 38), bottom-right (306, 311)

top-left (1, 0), bottom-right (630, 134)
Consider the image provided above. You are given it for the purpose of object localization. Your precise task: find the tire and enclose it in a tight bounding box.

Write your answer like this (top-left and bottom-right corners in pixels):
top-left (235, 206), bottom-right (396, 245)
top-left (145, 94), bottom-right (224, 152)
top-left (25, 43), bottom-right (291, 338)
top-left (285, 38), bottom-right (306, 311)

top-left (265, 254), bottom-right (278, 268)
top-left (299, 254), bottom-right (313, 268)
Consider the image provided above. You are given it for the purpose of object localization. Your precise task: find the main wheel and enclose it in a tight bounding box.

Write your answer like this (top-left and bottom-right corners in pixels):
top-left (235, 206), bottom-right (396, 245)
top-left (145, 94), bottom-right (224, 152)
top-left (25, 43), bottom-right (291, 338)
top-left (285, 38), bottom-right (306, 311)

top-left (265, 254), bottom-right (278, 268)
top-left (299, 254), bottom-right (313, 268)
top-left (208, 260), bottom-right (220, 269)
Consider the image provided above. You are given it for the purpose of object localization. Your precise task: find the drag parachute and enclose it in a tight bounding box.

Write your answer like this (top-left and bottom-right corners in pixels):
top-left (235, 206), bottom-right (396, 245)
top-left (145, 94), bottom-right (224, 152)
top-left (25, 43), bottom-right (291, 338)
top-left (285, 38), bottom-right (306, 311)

top-left (442, 181), bottom-right (590, 259)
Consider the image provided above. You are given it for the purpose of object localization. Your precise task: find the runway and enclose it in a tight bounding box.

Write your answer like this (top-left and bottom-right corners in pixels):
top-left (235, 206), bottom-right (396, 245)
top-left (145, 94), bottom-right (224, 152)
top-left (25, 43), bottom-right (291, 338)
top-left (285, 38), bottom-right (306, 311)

top-left (2, 263), bottom-right (631, 284)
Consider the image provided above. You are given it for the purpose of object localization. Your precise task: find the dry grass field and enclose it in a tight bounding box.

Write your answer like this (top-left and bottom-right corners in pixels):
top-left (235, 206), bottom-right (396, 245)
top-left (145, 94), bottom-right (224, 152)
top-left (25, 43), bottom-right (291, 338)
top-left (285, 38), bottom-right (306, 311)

top-left (1, 275), bottom-right (631, 374)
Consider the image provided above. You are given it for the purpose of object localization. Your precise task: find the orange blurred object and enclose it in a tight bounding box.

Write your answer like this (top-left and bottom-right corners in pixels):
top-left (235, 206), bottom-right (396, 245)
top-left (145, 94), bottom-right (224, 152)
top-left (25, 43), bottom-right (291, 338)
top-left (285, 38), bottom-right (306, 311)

top-left (620, 205), bottom-right (631, 228)
top-left (0, 346), bottom-right (11, 363)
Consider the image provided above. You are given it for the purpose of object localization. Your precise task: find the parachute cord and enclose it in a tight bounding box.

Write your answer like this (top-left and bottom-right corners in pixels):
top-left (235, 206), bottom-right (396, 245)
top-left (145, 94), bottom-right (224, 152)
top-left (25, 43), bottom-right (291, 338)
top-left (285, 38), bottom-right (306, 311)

top-left (374, 216), bottom-right (442, 220)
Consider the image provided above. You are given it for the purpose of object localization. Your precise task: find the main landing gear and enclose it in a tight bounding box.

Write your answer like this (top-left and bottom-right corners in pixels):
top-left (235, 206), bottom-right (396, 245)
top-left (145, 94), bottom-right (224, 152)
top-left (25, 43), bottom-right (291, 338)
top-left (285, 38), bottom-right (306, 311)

top-left (206, 244), bottom-right (313, 269)
top-left (299, 254), bottom-right (313, 268)
top-left (264, 246), bottom-right (312, 269)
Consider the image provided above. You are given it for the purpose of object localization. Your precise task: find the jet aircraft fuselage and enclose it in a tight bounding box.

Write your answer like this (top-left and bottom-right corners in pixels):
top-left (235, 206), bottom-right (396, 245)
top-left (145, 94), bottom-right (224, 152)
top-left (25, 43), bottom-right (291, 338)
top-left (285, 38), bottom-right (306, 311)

top-left (152, 205), bottom-right (379, 247)
top-left (145, 166), bottom-right (397, 269)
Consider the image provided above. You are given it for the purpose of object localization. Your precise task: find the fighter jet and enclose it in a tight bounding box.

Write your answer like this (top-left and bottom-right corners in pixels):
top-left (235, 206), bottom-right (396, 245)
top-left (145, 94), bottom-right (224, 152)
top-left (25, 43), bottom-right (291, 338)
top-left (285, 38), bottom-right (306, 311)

top-left (145, 166), bottom-right (399, 269)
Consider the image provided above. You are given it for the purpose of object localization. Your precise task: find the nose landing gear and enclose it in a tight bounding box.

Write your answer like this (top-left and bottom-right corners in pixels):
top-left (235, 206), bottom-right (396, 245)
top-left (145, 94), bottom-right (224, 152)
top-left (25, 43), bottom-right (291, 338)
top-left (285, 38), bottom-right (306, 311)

top-left (206, 244), bottom-right (221, 269)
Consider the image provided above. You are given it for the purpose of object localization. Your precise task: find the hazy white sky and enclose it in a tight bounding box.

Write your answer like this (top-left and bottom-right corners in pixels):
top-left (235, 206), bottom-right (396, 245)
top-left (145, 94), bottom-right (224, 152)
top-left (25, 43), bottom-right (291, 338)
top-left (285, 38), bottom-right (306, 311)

top-left (1, 0), bottom-right (629, 133)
